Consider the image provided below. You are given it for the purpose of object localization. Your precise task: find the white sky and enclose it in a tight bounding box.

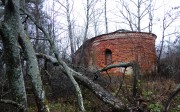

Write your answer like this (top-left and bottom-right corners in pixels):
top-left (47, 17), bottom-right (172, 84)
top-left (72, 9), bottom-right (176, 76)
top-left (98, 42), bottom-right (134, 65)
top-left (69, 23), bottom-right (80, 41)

top-left (44, 0), bottom-right (180, 52)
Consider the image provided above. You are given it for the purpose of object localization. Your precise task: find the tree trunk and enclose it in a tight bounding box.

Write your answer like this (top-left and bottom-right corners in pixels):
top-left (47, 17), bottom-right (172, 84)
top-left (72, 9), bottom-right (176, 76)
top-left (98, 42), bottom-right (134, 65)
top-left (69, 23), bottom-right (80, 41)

top-left (137, 0), bottom-right (141, 32)
top-left (21, 8), bottom-right (84, 111)
top-left (66, 0), bottom-right (75, 60)
top-left (164, 84), bottom-right (180, 112)
top-left (0, 0), bottom-right (27, 111)
top-left (77, 0), bottom-right (90, 65)
top-left (157, 29), bottom-right (165, 72)
top-left (132, 62), bottom-right (141, 97)
top-left (0, 0), bottom-right (50, 111)
top-left (84, 0), bottom-right (90, 41)
top-left (19, 31), bottom-right (50, 112)
top-left (34, 0), bottom-right (40, 52)
top-left (105, 0), bottom-right (108, 33)
top-left (73, 72), bottom-right (126, 111)
top-left (36, 53), bottom-right (128, 111)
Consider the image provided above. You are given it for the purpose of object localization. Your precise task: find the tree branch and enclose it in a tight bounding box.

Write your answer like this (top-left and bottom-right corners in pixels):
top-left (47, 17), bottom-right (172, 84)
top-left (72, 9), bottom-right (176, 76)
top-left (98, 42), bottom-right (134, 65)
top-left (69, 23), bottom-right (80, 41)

top-left (99, 62), bottom-right (132, 72)
top-left (164, 84), bottom-right (180, 112)
top-left (19, 34), bottom-right (50, 112)
top-left (36, 53), bottom-right (127, 111)
top-left (20, 8), bottom-right (86, 111)
top-left (0, 99), bottom-right (25, 112)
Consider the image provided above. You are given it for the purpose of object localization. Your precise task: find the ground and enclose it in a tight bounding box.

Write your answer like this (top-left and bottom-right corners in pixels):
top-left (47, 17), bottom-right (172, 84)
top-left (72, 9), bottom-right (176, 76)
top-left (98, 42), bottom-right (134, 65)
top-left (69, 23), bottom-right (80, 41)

top-left (28, 74), bottom-right (180, 112)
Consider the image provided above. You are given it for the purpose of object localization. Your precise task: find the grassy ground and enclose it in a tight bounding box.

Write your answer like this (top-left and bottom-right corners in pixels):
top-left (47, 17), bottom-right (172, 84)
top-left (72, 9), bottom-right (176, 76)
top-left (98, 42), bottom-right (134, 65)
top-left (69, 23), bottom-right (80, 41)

top-left (28, 75), bottom-right (180, 112)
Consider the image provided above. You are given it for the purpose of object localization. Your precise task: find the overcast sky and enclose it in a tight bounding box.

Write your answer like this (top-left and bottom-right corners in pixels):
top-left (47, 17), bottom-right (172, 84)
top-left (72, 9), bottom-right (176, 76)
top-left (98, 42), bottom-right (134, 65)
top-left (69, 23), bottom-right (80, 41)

top-left (44, 0), bottom-right (180, 48)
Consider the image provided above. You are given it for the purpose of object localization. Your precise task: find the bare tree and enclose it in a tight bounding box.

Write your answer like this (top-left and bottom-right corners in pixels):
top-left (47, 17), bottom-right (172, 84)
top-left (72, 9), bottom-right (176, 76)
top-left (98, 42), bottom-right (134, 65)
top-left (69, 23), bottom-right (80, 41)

top-left (83, 0), bottom-right (90, 41)
top-left (92, 8), bottom-right (103, 36)
top-left (0, 0), bottom-right (50, 111)
top-left (116, 0), bottom-right (155, 32)
top-left (0, 0), bottom-right (27, 111)
top-left (1, 0), bottom-right (179, 111)
top-left (104, 0), bottom-right (108, 33)
top-left (21, 5), bottom-right (142, 111)
top-left (21, 8), bottom-right (87, 111)
top-left (147, 0), bottom-right (153, 33)
top-left (157, 8), bottom-right (180, 72)
top-left (56, 0), bottom-right (75, 60)
top-left (78, 0), bottom-right (98, 65)
top-left (36, 53), bottom-right (133, 111)
top-left (82, 0), bottom-right (98, 40)
top-left (34, 0), bottom-right (41, 51)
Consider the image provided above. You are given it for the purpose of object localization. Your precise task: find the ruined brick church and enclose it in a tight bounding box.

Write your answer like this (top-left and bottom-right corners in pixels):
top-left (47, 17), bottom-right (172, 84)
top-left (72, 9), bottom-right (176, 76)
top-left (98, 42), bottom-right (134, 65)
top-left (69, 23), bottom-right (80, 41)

top-left (73, 30), bottom-right (157, 75)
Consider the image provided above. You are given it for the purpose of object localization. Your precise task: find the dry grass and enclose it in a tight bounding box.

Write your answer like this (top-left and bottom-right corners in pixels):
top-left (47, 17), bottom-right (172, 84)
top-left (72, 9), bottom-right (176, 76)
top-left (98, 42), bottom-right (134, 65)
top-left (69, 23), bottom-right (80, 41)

top-left (28, 75), bottom-right (179, 112)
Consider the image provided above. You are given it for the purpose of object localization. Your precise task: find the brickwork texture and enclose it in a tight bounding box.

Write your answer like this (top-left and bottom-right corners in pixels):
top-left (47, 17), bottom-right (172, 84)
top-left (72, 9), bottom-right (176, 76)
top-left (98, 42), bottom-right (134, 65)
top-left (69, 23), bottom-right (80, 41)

top-left (73, 30), bottom-right (156, 75)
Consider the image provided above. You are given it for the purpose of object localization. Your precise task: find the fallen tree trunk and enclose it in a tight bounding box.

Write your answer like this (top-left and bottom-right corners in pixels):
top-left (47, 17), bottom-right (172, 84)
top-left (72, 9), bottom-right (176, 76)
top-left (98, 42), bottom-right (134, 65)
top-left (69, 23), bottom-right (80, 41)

top-left (36, 53), bottom-right (128, 111)
top-left (21, 8), bottom-right (130, 111)
top-left (164, 84), bottom-right (180, 112)
top-left (23, 8), bottom-right (85, 111)
top-left (73, 71), bottom-right (127, 111)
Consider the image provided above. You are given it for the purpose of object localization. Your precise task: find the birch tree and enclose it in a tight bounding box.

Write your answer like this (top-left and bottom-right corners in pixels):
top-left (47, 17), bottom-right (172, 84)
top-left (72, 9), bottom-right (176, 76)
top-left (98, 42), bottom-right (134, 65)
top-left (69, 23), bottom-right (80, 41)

top-left (78, 0), bottom-right (98, 65)
top-left (104, 0), bottom-right (108, 33)
top-left (56, 0), bottom-right (75, 60)
top-left (116, 0), bottom-right (155, 32)
top-left (92, 8), bottom-right (103, 36)
top-left (21, 6), bottom-right (134, 111)
top-left (0, 0), bottom-right (50, 111)
top-left (0, 0), bottom-right (27, 111)
top-left (33, 0), bottom-right (41, 51)
top-left (157, 8), bottom-right (180, 71)
top-left (81, 0), bottom-right (98, 41)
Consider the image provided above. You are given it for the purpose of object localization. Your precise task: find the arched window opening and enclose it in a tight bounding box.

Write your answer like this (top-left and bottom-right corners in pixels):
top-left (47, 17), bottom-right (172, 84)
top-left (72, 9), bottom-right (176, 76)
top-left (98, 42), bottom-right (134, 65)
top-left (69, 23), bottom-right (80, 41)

top-left (105, 49), bottom-right (112, 65)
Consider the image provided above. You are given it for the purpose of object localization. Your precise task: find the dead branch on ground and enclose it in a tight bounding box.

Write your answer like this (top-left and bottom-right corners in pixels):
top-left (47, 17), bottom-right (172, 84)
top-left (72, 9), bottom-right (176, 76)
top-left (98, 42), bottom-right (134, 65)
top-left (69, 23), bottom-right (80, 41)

top-left (0, 99), bottom-right (25, 112)
top-left (36, 53), bottom-right (127, 111)
top-left (164, 84), bottom-right (180, 112)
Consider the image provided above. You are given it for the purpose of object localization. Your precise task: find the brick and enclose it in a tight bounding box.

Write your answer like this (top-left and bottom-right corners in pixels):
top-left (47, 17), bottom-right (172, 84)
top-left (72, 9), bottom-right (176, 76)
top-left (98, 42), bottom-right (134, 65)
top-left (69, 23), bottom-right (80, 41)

top-left (73, 31), bottom-right (157, 75)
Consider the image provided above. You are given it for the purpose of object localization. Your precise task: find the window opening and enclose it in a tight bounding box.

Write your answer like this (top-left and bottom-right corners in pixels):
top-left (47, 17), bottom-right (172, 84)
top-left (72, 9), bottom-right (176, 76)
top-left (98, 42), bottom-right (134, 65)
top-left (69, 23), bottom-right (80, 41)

top-left (105, 49), bottom-right (112, 65)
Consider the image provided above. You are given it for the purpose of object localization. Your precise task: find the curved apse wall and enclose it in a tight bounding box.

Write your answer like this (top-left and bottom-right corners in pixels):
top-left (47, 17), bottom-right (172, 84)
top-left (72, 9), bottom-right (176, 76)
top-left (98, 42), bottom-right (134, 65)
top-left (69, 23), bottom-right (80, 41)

top-left (73, 30), bottom-right (156, 75)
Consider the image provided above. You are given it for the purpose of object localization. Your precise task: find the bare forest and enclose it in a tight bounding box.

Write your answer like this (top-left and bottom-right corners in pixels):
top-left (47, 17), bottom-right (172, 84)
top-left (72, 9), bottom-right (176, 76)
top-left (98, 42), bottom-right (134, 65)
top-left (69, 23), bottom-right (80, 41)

top-left (0, 0), bottom-right (179, 112)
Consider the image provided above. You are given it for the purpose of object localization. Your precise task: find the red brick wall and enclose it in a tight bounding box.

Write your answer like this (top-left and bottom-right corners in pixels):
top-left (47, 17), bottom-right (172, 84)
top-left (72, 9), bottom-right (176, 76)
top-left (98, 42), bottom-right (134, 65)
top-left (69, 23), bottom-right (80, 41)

top-left (73, 31), bottom-right (156, 75)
